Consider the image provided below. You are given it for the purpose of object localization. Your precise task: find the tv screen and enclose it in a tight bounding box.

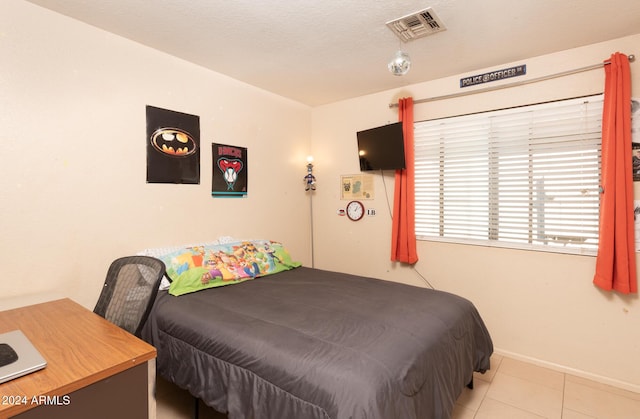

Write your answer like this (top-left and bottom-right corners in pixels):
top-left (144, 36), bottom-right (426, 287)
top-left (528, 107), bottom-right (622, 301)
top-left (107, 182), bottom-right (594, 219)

top-left (356, 122), bottom-right (406, 171)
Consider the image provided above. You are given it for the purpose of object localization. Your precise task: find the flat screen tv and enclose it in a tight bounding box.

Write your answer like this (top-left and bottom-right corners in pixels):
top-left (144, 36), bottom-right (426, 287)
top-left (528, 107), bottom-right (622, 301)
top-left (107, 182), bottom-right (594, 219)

top-left (356, 122), bottom-right (406, 171)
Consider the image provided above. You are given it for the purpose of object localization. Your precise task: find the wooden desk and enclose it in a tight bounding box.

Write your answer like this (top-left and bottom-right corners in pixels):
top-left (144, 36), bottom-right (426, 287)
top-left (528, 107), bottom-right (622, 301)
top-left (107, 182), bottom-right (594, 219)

top-left (0, 299), bottom-right (156, 419)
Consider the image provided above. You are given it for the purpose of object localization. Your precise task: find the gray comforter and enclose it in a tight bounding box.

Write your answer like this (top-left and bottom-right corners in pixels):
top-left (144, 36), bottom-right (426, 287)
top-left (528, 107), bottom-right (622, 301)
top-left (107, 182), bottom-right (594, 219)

top-left (142, 267), bottom-right (493, 419)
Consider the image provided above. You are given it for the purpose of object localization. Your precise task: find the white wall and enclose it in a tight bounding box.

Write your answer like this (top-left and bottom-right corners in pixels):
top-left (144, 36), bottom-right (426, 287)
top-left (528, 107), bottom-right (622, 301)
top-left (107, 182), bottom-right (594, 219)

top-left (0, 0), bottom-right (313, 310)
top-left (311, 35), bottom-right (640, 391)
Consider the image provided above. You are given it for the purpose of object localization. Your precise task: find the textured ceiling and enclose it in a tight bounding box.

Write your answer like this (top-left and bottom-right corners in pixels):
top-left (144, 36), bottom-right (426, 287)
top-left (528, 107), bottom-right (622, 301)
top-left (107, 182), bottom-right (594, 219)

top-left (24, 0), bottom-right (640, 106)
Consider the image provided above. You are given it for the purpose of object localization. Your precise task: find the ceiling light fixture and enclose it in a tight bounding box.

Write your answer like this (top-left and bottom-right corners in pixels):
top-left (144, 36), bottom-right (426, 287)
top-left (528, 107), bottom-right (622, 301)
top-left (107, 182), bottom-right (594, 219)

top-left (385, 7), bottom-right (446, 76)
top-left (388, 50), bottom-right (411, 76)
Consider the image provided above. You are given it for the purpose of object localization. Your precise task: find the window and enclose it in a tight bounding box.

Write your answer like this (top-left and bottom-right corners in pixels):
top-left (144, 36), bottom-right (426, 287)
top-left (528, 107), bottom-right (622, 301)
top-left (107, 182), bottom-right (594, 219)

top-left (414, 95), bottom-right (602, 255)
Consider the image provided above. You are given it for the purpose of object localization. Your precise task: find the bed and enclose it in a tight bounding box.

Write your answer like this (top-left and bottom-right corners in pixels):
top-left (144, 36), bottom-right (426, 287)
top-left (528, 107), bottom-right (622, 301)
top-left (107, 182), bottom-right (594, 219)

top-left (140, 240), bottom-right (493, 419)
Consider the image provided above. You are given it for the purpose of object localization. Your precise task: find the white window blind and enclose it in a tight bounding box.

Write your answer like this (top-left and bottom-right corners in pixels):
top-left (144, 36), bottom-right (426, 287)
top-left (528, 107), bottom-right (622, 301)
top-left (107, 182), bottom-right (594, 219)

top-left (414, 95), bottom-right (602, 255)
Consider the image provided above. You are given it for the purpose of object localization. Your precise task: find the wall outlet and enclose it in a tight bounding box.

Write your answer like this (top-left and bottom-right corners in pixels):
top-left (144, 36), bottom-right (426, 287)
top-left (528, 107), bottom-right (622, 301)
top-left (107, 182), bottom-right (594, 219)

top-left (366, 208), bottom-right (376, 216)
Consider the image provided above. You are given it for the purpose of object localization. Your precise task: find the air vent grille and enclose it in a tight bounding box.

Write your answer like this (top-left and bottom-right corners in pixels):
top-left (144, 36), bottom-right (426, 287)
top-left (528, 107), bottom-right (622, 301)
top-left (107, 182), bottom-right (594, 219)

top-left (386, 7), bottom-right (446, 42)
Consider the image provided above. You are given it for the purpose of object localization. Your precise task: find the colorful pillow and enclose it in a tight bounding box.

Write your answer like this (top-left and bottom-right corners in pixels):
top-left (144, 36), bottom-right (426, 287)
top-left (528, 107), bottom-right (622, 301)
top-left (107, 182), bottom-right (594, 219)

top-left (159, 240), bottom-right (301, 296)
top-left (138, 236), bottom-right (243, 290)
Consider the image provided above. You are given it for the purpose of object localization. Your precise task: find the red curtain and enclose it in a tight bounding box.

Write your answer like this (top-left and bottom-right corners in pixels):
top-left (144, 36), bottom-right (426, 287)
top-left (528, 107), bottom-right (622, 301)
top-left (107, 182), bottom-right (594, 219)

top-left (391, 97), bottom-right (418, 264)
top-left (593, 52), bottom-right (637, 294)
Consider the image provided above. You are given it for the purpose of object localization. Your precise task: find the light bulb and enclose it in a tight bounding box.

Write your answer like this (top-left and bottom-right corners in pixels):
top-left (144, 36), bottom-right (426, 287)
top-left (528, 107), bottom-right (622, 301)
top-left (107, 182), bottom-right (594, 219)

top-left (306, 155), bottom-right (314, 164)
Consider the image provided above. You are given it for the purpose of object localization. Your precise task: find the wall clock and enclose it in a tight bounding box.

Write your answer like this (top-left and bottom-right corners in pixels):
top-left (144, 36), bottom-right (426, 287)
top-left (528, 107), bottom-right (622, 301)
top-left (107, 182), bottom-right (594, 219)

top-left (346, 200), bottom-right (365, 221)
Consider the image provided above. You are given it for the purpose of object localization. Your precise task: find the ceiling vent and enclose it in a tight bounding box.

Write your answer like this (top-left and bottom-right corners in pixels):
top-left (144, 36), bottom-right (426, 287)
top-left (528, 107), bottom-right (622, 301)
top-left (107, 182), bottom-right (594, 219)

top-left (386, 7), bottom-right (446, 42)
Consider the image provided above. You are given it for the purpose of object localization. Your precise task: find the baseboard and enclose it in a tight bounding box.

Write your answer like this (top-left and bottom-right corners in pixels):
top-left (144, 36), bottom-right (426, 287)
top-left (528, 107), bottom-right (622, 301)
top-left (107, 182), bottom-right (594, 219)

top-left (493, 348), bottom-right (640, 394)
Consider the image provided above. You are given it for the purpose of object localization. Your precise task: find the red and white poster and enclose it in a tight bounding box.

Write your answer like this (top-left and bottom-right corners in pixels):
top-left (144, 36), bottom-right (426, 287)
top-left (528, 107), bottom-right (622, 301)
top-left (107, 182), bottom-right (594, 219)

top-left (212, 143), bottom-right (247, 197)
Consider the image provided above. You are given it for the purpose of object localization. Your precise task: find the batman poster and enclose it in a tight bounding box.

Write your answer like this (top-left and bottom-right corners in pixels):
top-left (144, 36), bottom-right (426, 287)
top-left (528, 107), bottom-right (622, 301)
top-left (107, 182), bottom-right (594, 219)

top-left (212, 143), bottom-right (247, 197)
top-left (146, 105), bottom-right (200, 184)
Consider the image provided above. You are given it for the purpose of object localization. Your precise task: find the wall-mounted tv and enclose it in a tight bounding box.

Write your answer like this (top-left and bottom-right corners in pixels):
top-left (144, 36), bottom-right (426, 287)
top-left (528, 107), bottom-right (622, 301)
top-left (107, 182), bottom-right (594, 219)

top-left (356, 122), bottom-right (406, 171)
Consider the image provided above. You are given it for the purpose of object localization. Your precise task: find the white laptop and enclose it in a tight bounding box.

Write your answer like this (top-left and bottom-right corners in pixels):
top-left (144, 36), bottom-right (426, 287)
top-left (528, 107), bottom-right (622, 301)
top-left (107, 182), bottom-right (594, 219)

top-left (0, 330), bottom-right (47, 384)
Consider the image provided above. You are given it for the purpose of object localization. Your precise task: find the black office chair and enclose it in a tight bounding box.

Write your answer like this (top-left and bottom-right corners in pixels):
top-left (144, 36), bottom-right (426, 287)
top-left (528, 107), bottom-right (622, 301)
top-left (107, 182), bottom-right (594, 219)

top-left (93, 256), bottom-right (166, 337)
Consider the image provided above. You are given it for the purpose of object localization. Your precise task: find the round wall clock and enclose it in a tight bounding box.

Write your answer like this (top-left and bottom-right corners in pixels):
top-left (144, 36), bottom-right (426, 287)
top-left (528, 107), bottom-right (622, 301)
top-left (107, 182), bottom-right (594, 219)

top-left (346, 200), bottom-right (365, 221)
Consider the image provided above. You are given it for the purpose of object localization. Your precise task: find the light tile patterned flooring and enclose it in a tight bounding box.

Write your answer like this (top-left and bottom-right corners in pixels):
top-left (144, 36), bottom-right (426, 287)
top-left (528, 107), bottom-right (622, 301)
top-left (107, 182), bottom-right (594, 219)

top-left (156, 354), bottom-right (640, 419)
top-left (453, 354), bottom-right (640, 418)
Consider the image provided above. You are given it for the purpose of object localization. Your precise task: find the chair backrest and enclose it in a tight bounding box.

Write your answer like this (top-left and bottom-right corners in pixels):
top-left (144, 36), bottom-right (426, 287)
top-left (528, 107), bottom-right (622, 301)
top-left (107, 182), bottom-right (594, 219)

top-left (93, 256), bottom-right (166, 337)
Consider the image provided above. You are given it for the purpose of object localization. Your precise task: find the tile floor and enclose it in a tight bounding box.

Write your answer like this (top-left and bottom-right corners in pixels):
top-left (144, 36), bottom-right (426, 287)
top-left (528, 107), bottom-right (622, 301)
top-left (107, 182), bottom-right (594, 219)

top-left (156, 354), bottom-right (640, 419)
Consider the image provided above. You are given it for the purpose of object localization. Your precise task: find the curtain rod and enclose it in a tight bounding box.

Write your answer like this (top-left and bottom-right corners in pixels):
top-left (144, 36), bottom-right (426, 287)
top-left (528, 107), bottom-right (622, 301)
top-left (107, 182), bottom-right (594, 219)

top-left (389, 54), bottom-right (635, 108)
